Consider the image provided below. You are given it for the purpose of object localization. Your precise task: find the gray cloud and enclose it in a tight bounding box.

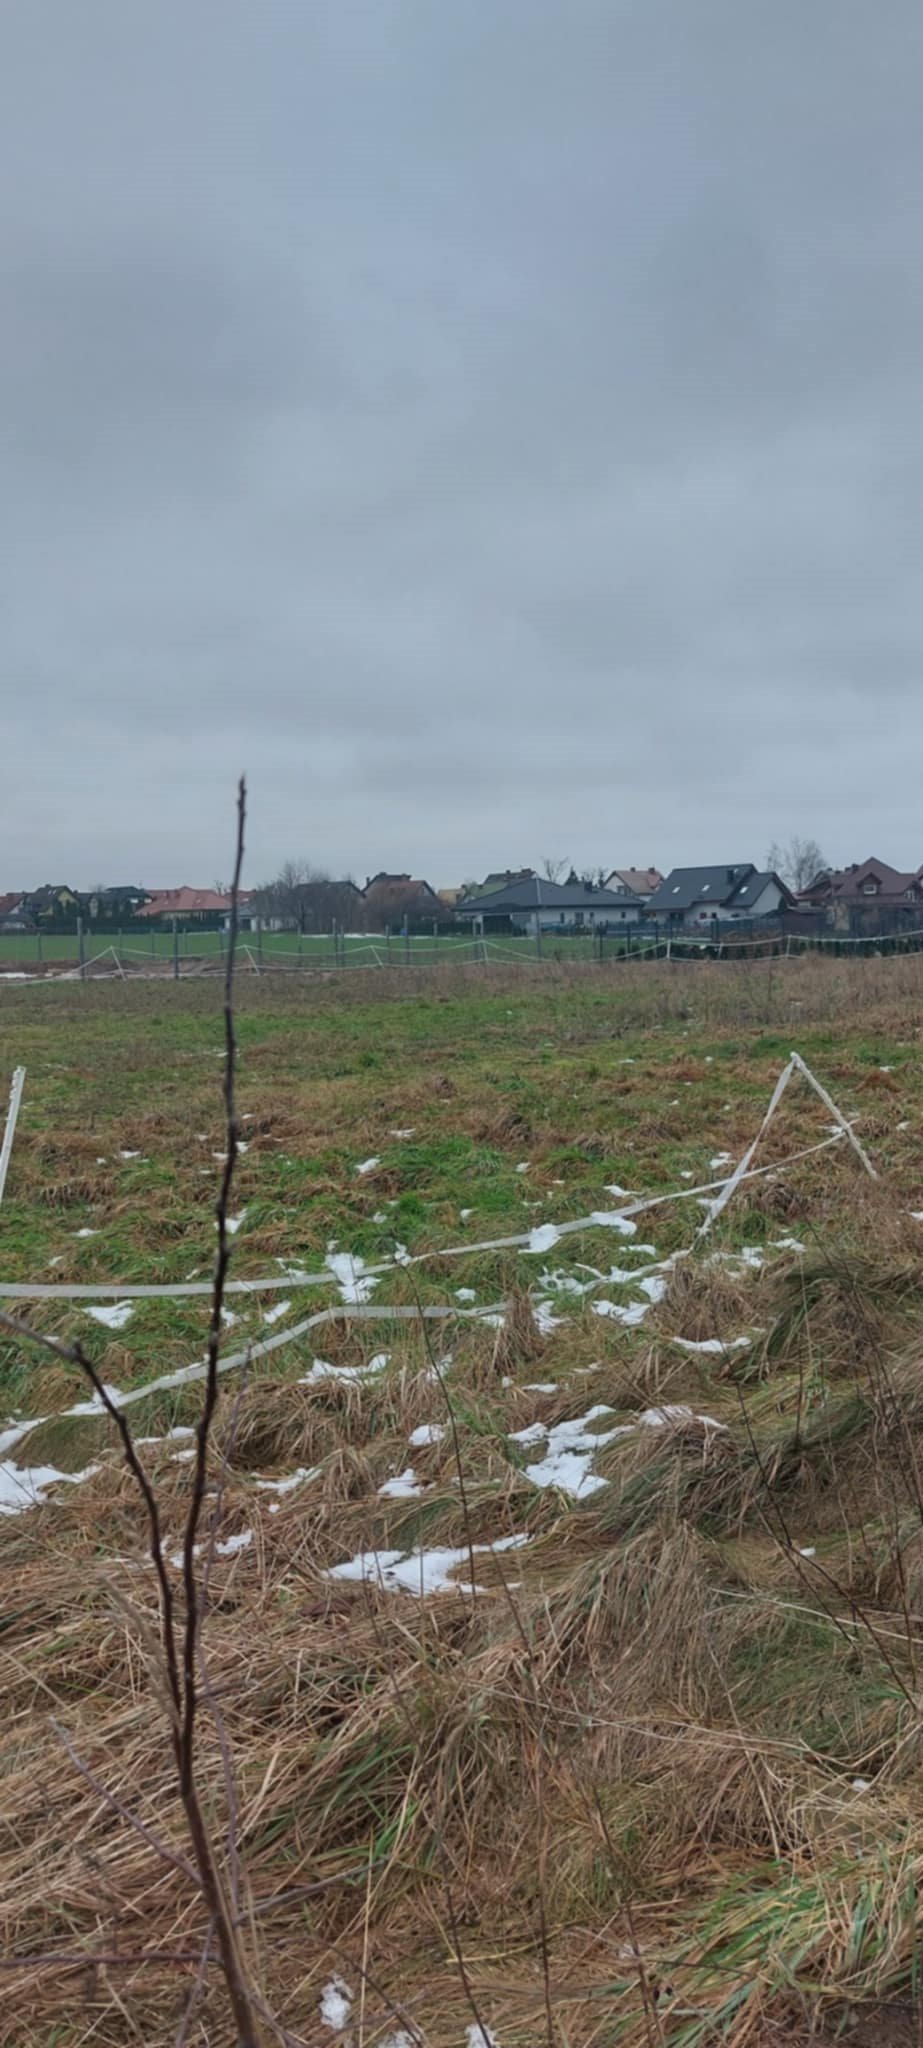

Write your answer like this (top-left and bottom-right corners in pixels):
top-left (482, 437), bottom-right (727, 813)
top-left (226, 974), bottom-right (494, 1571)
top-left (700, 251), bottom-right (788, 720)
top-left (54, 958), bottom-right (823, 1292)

top-left (2, 0), bottom-right (922, 887)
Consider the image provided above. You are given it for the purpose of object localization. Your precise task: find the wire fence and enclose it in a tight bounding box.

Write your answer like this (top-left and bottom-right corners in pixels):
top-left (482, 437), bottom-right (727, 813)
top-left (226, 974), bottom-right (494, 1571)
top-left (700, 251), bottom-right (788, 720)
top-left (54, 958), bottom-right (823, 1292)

top-left (5, 917), bottom-right (923, 985)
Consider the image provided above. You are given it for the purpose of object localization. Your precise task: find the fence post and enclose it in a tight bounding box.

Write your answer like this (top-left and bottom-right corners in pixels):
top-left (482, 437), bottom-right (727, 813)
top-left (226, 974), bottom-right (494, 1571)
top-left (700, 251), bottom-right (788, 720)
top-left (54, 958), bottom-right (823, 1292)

top-left (298, 930), bottom-right (303, 970)
top-left (117, 927), bottom-right (122, 969)
top-left (386, 925), bottom-right (391, 965)
top-left (257, 918), bottom-right (263, 971)
top-left (404, 919), bottom-right (410, 966)
top-left (36, 930), bottom-right (42, 966)
top-left (535, 919), bottom-right (542, 959)
top-left (172, 917), bottom-right (179, 981)
top-left (150, 926), bottom-right (155, 959)
top-left (77, 917), bottom-right (86, 981)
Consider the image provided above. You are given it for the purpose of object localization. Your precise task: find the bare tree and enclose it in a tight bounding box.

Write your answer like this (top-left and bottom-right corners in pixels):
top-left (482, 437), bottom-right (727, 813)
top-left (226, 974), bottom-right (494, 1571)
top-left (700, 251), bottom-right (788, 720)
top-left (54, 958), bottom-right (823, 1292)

top-left (541, 855), bottom-right (569, 883)
top-left (766, 836), bottom-right (830, 893)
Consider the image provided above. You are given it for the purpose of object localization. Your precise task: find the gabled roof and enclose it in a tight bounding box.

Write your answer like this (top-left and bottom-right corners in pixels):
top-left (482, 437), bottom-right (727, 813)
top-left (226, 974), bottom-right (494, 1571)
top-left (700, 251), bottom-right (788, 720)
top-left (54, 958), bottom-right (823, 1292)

top-left (727, 870), bottom-right (794, 909)
top-left (605, 868), bottom-right (662, 897)
top-left (458, 877), bottom-right (631, 914)
top-left (0, 894), bottom-right (23, 918)
top-left (646, 865), bottom-right (755, 912)
top-left (138, 887), bottom-right (253, 918)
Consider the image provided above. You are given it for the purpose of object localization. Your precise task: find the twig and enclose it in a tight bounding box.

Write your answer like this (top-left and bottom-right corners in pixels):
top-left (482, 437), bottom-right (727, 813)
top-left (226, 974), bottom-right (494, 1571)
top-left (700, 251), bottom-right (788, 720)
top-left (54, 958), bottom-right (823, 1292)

top-left (49, 1718), bottom-right (198, 1888)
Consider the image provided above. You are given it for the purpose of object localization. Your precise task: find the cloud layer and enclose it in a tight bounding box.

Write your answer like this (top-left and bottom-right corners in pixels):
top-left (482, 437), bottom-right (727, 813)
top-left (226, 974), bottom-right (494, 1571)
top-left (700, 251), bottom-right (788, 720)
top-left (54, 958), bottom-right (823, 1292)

top-left (2, 2), bottom-right (922, 884)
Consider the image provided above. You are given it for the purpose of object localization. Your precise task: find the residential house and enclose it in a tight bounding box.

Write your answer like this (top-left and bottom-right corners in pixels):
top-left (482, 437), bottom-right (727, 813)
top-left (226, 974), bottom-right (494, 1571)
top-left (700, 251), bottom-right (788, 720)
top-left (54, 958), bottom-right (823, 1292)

top-left (22, 885), bottom-right (80, 925)
top-left (478, 867), bottom-right (536, 895)
top-left (362, 873), bottom-right (443, 929)
top-left (0, 894), bottom-right (32, 933)
top-left (456, 875), bottom-right (643, 935)
top-left (647, 865), bottom-right (794, 927)
top-left (138, 887), bottom-right (254, 927)
top-left (604, 867), bottom-right (663, 902)
top-left (797, 858), bottom-right (923, 933)
top-left (83, 886), bottom-right (150, 921)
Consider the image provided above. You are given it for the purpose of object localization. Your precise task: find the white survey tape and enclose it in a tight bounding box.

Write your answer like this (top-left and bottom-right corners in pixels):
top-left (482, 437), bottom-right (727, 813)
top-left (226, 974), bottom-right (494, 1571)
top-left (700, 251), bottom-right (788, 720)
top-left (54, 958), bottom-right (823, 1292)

top-left (0, 1128), bottom-right (846, 1302)
top-left (697, 1050), bottom-right (876, 1238)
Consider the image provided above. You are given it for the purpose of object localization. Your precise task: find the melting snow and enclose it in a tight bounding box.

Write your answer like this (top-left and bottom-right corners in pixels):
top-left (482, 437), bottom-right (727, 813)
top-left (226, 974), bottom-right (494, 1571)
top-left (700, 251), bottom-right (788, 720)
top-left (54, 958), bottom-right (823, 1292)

top-left (355, 1156), bottom-right (380, 1176)
top-left (460, 1207), bottom-right (473, 1220)
top-left (327, 1533), bottom-right (528, 1596)
top-left (378, 1467), bottom-right (423, 1498)
top-left (524, 1382), bottom-right (557, 1393)
top-left (0, 1459), bottom-right (99, 1516)
top-left (225, 1213), bottom-right (245, 1235)
top-left (593, 1299), bottom-right (649, 1326)
top-left (511, 1406), bottom-right (632, 1497)
top-left (466, 2028), bottom-right (498, 2048)
top-left (325, 1251), bottom-right (378, 1304)
top-left (409, 1422), bottom-right (445, 1446)
top-left (263, 1299), bottom-right (291, 1326)
top-left (589, 1209), bottom-right (637, 1236)
top-left (254, 1466), bottom-right (319, 1495)
top-left (456, 1287), bottom-right (477, 1302)
top-left (389, 1127), bottom-right (416, 1138)
top-left (320, 1977), bottom-right (352, 2030)
top-left (86, 1302), bottom-right (134, 1331)
top-left (526, 1222), bottom-right (561, 1254)
top-left (671, 1335), bottom-right (751, 1355)
top-left (74, 1227), bottom-right (98, 1238)
top-left (515, 1161), bottom-right (530, 1174)
top-left (119, 1149), bottom-right (142, 1160)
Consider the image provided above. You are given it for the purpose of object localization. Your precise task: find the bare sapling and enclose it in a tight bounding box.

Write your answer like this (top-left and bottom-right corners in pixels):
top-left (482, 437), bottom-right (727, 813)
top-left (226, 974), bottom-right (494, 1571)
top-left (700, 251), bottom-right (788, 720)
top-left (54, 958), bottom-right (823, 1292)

top-left (0, 777), bottom-right (263, 2046)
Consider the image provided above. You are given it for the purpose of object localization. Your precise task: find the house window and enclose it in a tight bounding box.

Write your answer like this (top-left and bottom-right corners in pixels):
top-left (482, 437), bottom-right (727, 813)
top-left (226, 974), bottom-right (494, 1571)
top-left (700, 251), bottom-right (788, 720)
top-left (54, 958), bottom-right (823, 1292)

top-left (861, 881), bottom-right (879, 895)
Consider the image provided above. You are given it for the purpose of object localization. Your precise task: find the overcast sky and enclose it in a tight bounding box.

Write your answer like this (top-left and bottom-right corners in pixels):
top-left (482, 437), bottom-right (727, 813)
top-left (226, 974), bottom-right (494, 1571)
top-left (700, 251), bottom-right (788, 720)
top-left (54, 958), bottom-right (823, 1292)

top-left (3, 2), bottom-right (922, 888)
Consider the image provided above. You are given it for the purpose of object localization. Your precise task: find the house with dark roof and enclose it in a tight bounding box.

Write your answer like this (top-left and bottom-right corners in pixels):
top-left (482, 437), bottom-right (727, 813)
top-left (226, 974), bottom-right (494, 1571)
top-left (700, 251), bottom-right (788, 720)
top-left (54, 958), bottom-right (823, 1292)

top-left (797, 858), bottom-right (923, 932)
top-left (647, 865), bottom-right (794, 927)
top-left (362, 873), bottom-right (443, 929)
top-left (455, 875), bottom-right (642, 934)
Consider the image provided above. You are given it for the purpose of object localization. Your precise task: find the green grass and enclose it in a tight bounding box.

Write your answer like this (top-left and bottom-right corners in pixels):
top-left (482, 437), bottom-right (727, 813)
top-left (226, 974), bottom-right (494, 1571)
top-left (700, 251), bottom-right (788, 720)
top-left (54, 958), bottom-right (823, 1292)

top-left (4, 956), bottom-right (923, 2044)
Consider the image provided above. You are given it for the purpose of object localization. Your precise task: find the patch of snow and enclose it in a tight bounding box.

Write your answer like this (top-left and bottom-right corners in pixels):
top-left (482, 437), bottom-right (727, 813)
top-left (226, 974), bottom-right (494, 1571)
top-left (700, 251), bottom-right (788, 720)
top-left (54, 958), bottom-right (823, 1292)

top-left (772, 1237), bottom-right (805, 1253)
top-left (300, 1351), bottom-right (390, 1387)
top-left (118, 1149), bottom-right (142, 1160)
top-left (225, 1212), bottom-right (245, 1236)
top-left (532, 1301), bottom-right (565, 1335)
top-left (409, 1422), bottom-right (444, 1447)
top-left (466, 2029), bottom-right (498, 2048)
top-left (0, 1459), bottom-right (99, 1516)
top-left (512, 1405), bottom-right (632, 1498)
top-left (604, 1182), bottom-right (630, 1197)
top-left (263, 1299), bottom-right (291, 1326)
top-left (593, 1299), bottom-right (649, 1326)
top-left (220, 1308), bottom-right (238, 1328)
top-left (639, 1404), bottom-right (726, 1431)
top-left (456, 1287), bottom-right (477, 1302)
top-left (852, 1778), bottom-right (871, 1793)
top-left (85, 1301), bottom-right (134, 1331)
top-left (389, 1127), bottom-right (416, 1138)
top-left (515, 1161), bottom-right (530, 1174)
top-left (680, 1171), bottom-right (694, 1181)
top-left (526, 1222), bottom-right (561, 1254)
top-left (798, 1546), bottom-right (816, 1558)
top-left (589, 1210), bottom-right (637, 1237)
top-left (459, 1207), bottom-right (473, 1220)
top-left (355, 1156), bottom-right (380, 1176)
top-left (74, 1228), bottom-right (98, 1238)
top-left (378, 1467), bottom-right (422, 1498)
top-left (327, 1533), bottom-right (528, 1597)
top-left (671, 1335), bottom-right (751, 1355)
top-left (254, 1466), bottom-right (319, 1495)
top-left (320, 1977), bottom-right (352, 2030)
top-left (524, 1382), bottom-right (557, 1394)
top-left (475, 1310), bottom-right (506, 1328)
top-left (639, 1274), bottom-right (667, 1303)
top-left (326, 1251), bottom-right (378, 1304)
top-left (709, 1152), bottom-right (733, 1169)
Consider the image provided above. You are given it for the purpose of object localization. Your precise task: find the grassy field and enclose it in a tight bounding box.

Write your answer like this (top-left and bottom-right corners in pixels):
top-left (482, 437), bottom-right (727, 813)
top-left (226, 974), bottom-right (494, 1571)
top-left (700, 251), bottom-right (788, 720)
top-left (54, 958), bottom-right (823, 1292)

top-left (2, 955), bottom-right (923, 2046)
top-left (0, 927), bottom-right (630, 969)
